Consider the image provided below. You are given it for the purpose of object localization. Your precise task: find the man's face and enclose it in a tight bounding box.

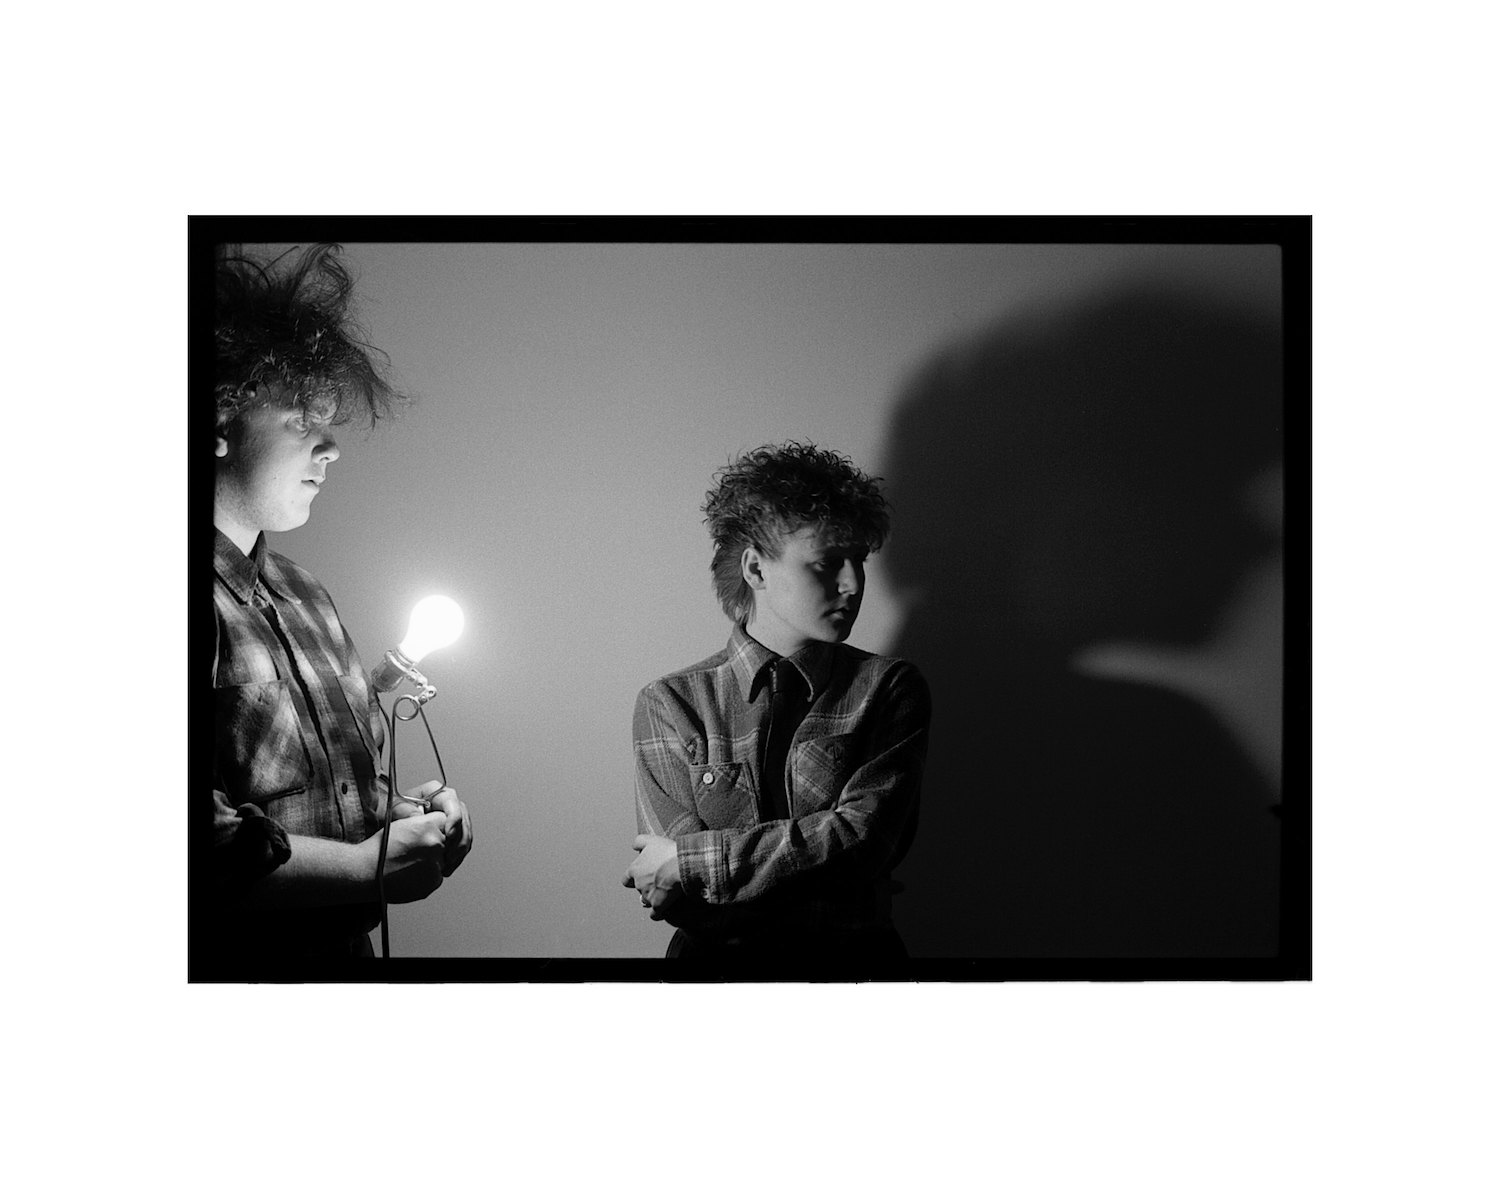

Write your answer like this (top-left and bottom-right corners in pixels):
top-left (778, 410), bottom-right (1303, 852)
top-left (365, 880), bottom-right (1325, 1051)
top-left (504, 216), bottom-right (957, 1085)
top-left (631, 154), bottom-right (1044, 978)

top-left (745, 524), bottom-right (867, 656)
top-left (214, 401), bottom-right (340, 551)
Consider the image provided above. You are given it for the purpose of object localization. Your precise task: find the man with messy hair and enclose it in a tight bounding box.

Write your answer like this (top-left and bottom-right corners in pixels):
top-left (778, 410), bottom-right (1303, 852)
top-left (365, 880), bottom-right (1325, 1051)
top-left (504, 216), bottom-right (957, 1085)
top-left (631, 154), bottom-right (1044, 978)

top-left (203, 243), bottom-right (472, 974)
top-left (623, 441), bottom-right (930, 970)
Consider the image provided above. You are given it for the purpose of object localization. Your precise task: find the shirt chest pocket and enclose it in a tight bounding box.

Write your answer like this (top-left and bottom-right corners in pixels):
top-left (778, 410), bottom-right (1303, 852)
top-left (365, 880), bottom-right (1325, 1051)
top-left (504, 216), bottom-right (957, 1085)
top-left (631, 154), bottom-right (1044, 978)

top-left (789, 735), bottom-right (858, 812)
top-left (214, 679), bottom-right (313, 806)
top-left (690, 761), bottom-right (757, 829)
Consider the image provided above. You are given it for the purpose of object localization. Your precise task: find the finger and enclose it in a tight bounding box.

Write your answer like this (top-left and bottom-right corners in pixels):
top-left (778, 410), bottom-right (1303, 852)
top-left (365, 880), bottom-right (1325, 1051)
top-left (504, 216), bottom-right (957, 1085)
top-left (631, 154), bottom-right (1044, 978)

top-left (412, 812), bottom-right (448, 847)
top-left (412, 779), bottom-right (449, 801)
top-left (390, 799), bottom-right (424, 821)
top-left (443, 806), bottom-right (474, 875)
top-left (424, 788), bottom-right (460, 820)
top-left (442, 801), bottom-right (471, 849)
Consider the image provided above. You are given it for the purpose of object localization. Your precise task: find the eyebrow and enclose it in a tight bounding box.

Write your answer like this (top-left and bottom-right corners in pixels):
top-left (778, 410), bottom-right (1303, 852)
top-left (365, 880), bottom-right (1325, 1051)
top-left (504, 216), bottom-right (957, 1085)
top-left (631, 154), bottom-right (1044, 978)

top-left (810, 542), bottom-right (867, 558)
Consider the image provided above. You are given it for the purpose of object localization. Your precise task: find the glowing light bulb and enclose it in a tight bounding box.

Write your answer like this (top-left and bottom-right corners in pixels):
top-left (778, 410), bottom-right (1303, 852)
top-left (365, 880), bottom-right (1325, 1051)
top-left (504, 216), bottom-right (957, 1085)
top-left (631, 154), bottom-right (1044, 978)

top-left (398, 595), bottom-right (465, 663)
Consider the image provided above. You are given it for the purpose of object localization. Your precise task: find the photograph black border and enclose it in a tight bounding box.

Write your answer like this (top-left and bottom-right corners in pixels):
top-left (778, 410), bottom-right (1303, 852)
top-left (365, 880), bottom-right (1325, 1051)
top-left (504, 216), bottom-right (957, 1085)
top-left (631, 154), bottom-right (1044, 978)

top-left (189, 215), bottom-right (1311, 983)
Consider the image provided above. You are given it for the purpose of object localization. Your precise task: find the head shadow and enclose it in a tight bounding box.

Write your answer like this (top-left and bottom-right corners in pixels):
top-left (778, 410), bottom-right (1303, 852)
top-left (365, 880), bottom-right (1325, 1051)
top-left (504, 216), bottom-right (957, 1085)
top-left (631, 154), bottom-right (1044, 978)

top-left (882, 281), bottom-right (1285, 958)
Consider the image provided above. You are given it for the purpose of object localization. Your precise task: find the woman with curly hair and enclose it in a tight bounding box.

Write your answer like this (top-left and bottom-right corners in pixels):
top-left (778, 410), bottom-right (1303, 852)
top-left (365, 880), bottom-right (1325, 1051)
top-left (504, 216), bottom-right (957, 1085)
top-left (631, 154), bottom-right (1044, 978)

top-left (623, 441), bottom-right (931, 973)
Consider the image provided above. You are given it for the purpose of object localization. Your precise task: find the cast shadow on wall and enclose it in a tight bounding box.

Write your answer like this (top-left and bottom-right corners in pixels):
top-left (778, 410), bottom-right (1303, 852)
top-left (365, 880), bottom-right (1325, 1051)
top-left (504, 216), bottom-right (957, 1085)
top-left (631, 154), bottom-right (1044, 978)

top-left (883, 284), bottom-right (1284, 958)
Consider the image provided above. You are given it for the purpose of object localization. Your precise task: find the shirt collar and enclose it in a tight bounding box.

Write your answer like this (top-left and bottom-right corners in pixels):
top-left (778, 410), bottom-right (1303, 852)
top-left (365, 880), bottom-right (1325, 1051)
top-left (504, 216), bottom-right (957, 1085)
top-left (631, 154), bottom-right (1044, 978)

top-left (213, 528), bottom-right (267, 604)
top-left (726, 624), bottom-right (834, 703)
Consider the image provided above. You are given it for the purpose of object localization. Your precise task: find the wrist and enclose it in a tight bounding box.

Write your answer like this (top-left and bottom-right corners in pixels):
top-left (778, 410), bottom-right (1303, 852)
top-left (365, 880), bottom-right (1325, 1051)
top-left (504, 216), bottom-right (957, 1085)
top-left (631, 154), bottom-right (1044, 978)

top-left (661, 848), bottom-right (681, 889)
top-left (358, 832), bottom-right (383, 887)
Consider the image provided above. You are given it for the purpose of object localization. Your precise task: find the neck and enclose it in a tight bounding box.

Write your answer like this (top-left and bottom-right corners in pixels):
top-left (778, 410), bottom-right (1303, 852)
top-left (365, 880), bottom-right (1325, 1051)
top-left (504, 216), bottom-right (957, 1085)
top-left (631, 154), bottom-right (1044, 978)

top-left (214, 508), bottom-right (261, 557)
top-left (744, 615), bottom-right (809, 659)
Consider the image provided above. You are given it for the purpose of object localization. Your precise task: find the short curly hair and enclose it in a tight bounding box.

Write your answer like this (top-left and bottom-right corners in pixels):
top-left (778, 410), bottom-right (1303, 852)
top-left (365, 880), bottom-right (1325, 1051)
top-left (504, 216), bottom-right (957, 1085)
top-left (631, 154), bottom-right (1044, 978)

top-left (703, 441), bottom-right (891, 623)
top-left (215, 243), bottom-right (403, 431)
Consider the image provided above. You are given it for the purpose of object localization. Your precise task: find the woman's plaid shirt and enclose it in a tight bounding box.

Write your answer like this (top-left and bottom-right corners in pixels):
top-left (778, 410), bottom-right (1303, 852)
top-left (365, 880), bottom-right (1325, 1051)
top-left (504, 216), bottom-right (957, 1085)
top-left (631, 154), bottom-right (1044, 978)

top-left (633, 626), bottom-right (931, 935)
top-left (211, 531), bottom-right (387, 899)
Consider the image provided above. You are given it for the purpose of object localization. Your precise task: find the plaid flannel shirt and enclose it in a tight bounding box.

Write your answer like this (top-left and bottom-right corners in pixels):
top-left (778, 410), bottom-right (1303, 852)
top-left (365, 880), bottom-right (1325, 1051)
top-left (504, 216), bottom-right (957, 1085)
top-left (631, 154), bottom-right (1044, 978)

top-left (633, 626), bottom-right (931, 937)
top-left (208, 530), bottom-right (386, 950)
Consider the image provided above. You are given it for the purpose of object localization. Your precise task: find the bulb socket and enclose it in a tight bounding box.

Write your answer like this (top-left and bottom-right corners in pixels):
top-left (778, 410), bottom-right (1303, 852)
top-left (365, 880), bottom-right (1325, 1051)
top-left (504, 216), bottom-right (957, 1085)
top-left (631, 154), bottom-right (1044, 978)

top-left (370, 648), bottom-right (428, 694)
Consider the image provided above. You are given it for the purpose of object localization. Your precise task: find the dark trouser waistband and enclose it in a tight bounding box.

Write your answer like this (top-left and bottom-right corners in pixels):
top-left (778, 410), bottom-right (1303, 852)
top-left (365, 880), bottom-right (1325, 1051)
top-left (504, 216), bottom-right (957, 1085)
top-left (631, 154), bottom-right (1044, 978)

top-left (667, 926), bottom-right (907, 964)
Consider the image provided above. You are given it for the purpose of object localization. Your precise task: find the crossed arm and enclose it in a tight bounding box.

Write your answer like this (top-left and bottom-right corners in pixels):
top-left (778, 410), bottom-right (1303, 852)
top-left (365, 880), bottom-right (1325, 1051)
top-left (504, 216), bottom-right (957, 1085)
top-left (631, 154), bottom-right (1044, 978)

top-left (624, 664), bottom-right (930, 923)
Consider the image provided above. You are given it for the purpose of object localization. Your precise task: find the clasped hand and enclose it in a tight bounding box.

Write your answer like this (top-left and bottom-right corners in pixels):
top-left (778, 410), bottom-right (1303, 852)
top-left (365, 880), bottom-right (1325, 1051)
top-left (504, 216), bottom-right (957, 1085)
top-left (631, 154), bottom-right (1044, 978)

top-left (622, 834), bottom-right (682, 921)
top-left (383, 779), bottom-right (475, 903)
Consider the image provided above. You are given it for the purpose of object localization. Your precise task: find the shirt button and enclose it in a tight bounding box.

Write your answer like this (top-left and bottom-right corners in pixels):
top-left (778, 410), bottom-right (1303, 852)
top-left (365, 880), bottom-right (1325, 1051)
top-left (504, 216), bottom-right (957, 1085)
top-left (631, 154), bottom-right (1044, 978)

top-left (340, 781), bottom-right (349, 794)
top-left (701, 771), bottom-right (715, 785)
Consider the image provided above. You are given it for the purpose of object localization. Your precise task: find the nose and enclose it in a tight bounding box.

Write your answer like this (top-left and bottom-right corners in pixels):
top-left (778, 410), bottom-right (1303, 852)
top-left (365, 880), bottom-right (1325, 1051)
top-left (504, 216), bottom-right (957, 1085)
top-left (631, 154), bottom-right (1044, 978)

top-left (837, 559), bottom-right (863, 596)
top-left (315, 431), bottom-right (340, 463)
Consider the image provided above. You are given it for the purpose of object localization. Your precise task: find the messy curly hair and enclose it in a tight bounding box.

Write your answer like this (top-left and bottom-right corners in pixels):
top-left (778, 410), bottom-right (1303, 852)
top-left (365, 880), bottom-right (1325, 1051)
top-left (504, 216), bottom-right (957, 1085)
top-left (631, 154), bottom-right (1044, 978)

top-left (215, 243), bottom-right (403, 431)
top-left (704, 441), bottom-right (891, 623)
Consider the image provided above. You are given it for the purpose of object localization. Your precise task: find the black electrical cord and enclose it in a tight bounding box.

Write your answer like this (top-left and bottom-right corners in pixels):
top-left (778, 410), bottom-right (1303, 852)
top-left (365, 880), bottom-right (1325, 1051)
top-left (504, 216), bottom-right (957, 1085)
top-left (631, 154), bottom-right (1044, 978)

top-left (376, 703), bottom-right (398, 959)
top-left (375, 697), bottom-right (447, 959)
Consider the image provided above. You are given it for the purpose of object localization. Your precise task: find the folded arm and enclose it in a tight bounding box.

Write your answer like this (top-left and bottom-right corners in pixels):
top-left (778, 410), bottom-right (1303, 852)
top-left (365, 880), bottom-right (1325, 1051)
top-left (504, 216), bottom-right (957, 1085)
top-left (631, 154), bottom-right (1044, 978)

top-left (628, 664), bottom-right (930, 922)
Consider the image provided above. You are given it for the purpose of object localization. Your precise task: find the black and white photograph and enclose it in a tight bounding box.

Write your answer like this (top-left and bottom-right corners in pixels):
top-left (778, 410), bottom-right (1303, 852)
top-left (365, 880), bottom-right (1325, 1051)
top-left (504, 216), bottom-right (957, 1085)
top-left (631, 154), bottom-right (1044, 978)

top-left (192, 218), bottom-right (1309, 981)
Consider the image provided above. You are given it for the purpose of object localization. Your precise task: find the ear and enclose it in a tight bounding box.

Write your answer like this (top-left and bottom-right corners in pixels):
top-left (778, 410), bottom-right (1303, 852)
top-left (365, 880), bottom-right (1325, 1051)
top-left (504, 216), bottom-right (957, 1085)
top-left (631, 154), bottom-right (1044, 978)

top-left (215, 434), bottom-right (230, 459)
top-left (741, 545), bottom-right (768, 591)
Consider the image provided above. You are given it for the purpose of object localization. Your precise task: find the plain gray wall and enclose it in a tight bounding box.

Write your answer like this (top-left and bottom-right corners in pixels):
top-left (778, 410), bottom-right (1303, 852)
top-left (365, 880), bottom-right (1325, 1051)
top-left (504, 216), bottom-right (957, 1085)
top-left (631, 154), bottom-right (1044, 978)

top-left (252, 240), bottom-right (1283, 957)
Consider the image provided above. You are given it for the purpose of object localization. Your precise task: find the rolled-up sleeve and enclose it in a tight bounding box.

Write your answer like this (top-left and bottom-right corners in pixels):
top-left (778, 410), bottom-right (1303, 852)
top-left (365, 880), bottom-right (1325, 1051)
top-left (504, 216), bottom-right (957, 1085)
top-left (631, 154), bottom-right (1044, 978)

top-left (210, 787), bottom-right (292, 895)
